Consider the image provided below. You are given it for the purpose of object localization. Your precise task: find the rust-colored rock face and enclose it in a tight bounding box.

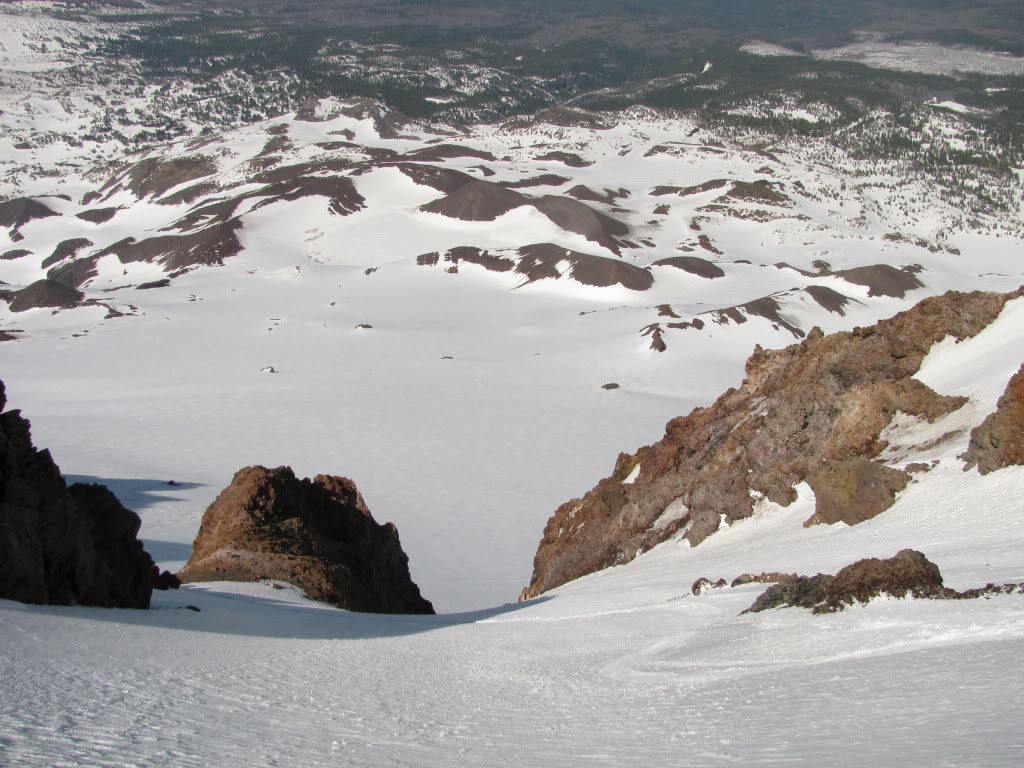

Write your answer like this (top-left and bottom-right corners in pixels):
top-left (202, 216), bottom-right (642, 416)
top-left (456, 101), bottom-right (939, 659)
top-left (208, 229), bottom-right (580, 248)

top-left (0, 379), bottom-right (169, 608)
top-left (521, 288), bottom-right (1023, 601)
top-left (743, 549), bottom-right (946, 614)
top-left (961, 364), bottom-right (1024, 475)
top-left (804, 458), bottom-right (911, 526)
top-left (178, 466), bottom-right (434, 614)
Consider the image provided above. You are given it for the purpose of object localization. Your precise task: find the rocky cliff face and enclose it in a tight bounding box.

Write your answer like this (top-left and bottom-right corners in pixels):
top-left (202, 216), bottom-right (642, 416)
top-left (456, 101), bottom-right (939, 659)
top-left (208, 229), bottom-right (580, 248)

top-left (961, 363), bottom-right (1024, 475)
top-left (521, 288), bottom-right (1024, 600)
top-left (0, 379), bottom-right (172, 608)
top-left (178, 466), bottom-right (434, 614)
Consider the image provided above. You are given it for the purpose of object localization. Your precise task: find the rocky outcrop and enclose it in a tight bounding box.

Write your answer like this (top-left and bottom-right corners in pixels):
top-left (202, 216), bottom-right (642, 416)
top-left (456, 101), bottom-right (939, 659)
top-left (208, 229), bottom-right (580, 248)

top-left (804, 458), bottom-right (911, 526)
top-left (6, 279), bottom-right (83, 312)
top-left (744, 550), bottom-right (947, 614)
top-left (178, 466), bottom-right (434, 614)
top-left (521, 288), bottom-right (1023, 600)
top-left (960, 364), bottom-right (1024, 474)
top-left (0, 379), bottom-right (173, 607)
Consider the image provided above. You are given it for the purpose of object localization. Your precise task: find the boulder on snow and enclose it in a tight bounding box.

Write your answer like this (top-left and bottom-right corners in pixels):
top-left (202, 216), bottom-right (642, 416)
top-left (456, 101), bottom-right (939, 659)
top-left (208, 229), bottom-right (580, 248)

top-left (743, 549), bottom-right (947, 614)
top-left (6, 279), bottom-right (84, 312)
top-left (0, 379), bottom-right (172, 607)
top-left (178, 466), bottom-right (434, 614)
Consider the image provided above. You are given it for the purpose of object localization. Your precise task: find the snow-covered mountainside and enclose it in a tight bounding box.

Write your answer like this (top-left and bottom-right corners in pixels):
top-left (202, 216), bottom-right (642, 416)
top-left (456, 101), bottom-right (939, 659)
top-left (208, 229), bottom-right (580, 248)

top-left (2, 88), bottom-right (1023, 610)
top-left (2, 290), bottom-right (1022, 766)
top-left (2, 3), bottom-right (1024, 765)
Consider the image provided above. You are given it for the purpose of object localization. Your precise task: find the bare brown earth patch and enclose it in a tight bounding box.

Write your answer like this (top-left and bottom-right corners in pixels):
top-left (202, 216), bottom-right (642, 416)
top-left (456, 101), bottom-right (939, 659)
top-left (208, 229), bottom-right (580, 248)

top-left (566, 185), bottom-right (630, 205)
top-left (178, 465), bottom-right (433, 614)
top-left (157, 181), bottom-right (220, 207)
top-left (2, 249), bottom-right (32, 261)
top-left (652, 179), bottom-right (729, 197)
top-left (0, 197), bottom-right (59, 229)
top-left (652, 256), bottom-right (725, 279)
top-left (778, 261), bottom-right (925, 298)
top-left (960, 363), bottom-right (1024, 474)
top-left (805, 284), bottom-right (859, 314)
top-left (402, 144), bottom-right (497, 162)
top-left (520, 289), bottom-right (1022, 600)
top-left (99, 156), bottom-right (218, 202)
top-left (532, 196), bottom-right (628, 253)
top-left (420, 180), bottom-right (529, 221)
top-left (95, 219), bottom-right (243, 274)
top-left (423, 244), bottom-right (652, 291)
top-left (697, 235), bottom-right (722, 255)
top-left (498, 174), bottom-right (572, 189)
top-left (6, 280), bottom-right (84, 312)
top-left (516, 243), bottom-right (652, 291)
top-left (47, 257), bottom-right (100, 289)
top-left (42, 238), bottom-right (93, 270)
top-left (534, 151), bottom-right (593, 168)
top-left (723, 180), bottom-right (791, 205)
top-left (442, 246), bottom-right (516, 273)
top-left (75, 207), bottom-right (120, 224)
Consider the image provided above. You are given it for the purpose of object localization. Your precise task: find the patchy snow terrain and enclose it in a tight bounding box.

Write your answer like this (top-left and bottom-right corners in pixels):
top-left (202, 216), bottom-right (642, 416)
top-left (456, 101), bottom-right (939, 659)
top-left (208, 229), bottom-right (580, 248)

top-left (1, 4), bottom-right (1023, 765)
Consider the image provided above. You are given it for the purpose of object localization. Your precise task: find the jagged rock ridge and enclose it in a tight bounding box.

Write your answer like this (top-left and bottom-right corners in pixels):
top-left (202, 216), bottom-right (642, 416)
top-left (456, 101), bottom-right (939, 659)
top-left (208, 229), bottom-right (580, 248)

top-left (178, 465), bottom-right (434, 614)
top-left (0, 379), bottom-right (175, 608)
top-left (521, 288), bottom-right (1024, 600)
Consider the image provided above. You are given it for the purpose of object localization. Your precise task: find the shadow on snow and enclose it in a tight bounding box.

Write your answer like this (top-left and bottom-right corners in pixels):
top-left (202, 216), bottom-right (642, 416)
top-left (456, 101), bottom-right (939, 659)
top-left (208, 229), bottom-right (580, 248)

top-left (1, 588), bottom-right (555, 641)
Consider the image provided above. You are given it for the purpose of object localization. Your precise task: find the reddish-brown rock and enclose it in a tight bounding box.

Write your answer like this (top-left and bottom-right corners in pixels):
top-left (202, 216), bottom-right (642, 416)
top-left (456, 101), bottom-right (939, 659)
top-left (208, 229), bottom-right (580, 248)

top-left (521, 288), bottom-right (1023, 600)
top-left (960, 363), bottom-right (1024, 474)
top-left (178, 466), bottom-right (434, 614)
top-left (804, 458), bottom-right (911, 526)
top-left (743, 549), bottom-right (947, 614)
top-left (0, 379), bottom-right (171, 607)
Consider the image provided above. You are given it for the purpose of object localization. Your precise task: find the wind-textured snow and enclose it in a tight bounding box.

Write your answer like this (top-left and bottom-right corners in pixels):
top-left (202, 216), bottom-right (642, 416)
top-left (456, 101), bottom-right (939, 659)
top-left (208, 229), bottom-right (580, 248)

top-left (1, 7), bottom-right (1024, 763)
top-left (2, 304), bottom-right (1023, 764)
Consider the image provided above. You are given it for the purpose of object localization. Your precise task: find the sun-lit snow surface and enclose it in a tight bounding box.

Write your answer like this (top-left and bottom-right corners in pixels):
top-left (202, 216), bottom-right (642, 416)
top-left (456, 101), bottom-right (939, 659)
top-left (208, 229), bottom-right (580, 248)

top-left (1, 301), bottom-right (1023, 766)
top-left (2, 92), bottom-right (1024, 611)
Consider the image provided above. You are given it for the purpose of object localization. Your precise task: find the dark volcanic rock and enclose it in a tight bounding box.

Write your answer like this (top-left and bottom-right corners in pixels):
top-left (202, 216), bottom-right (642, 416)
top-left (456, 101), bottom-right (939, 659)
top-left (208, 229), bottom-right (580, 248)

top-left (520, 289), bottom-right (1021, 601)
top-left (47, 258), bottom-right (99, 290)
top-left (744, 550), bottom-right (947, 614)
top-left (0, 380), bottom-right (167, 607)
top-left (534, 151), bottom-right (593, 168)
top-left (498, 174), bottom-right (572, 189)
top-left (76, 207), bottom-right (120, 224)
top-left (961, 363), bottom-right (1024, 474)
top-left (178, 466), bottom-right (434, 614)
top-left (42, 238), bottom-right (93, 269)
top-left (99, 156), bottom-right (218, 201)
top-left (402, 144), bottom-right (496, 163)
top-left (0, 197), bottom-right (59, 229)
top-left (653, 256), bottom-right (725, 279)
top-left (421, 179), bottom-right (529, 221)
top-left (531, 197), bottom-right (628, 253)
top-left (7, 279), bottom-right (84, 312)
top-left (93, 219), bottom-right (243, 274)
top-left (516, 243), bottom-right (651, 291)
top-left (744, 573), bottom-right (834, 612)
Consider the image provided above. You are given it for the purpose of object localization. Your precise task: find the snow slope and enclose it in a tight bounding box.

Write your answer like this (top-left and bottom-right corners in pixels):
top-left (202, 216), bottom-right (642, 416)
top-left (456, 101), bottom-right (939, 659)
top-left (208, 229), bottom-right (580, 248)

top-left (2, 96), bottom-right (1023, 611)
top-left (1, 300), bottom-right (1022, 765)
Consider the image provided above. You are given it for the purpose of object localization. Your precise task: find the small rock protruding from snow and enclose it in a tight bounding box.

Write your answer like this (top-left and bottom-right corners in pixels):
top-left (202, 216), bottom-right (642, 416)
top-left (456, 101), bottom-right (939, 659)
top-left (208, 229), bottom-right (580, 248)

top-left (259, 366), bottom-right (278, 374)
